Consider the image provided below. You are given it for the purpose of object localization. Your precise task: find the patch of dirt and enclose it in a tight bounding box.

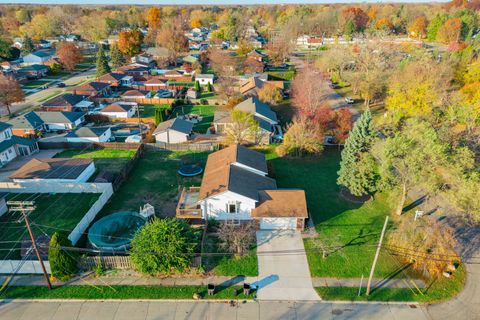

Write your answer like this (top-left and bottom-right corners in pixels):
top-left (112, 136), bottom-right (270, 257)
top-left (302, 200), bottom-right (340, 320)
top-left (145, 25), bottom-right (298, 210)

top-left (339, 188), bottom-right (371, 203)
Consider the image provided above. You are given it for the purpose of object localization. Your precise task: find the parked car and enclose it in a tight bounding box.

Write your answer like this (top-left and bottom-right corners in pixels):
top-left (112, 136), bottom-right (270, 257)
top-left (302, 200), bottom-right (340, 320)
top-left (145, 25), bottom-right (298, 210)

top-left (57, 82), bottom-right (66, 88)
top-left (345, 97), bottom-right (355, 104)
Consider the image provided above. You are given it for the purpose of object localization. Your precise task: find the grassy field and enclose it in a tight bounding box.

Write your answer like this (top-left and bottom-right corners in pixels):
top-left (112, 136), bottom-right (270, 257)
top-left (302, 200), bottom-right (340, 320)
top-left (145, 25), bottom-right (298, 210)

top-left (0, 193), bottom-right (100, 259)
top-left (267, 70), bottom-right (296, 81)
top-left (198, 92), bottom-right (219, 99)
top-left (97, 150), bottom-right (208, 219)
top-left (0, 285), bottom-right (254, 300)
top-left (139, 104), bottom-right (171, 120)
top-left (202, 234), bottom-right (258, 276)
top-left (38, 91), bottom-right (62, 103)
top-left (171, 105), bottom-right (217, 133)
top-left (22, 80), bottom-right (50, 89)
top-left (55, 149), bottom-right (136, 175)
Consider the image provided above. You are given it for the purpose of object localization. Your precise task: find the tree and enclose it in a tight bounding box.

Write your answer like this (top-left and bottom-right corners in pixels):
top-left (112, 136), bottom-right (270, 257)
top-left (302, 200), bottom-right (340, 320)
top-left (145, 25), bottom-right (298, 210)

top-left (333, 108), bottom-right (353, 143)
top-left (437, 18), bottom-right (463, 44)
top-left (291, 66), bottom-right (330, 117)
top-left (0, 38), bottom-right (15, 61)
top-left (243, 57), bottom-right (264, 74)
top-left (224, 109), bottom-right (260, 145)
top-left (207, 82), bottom-right (213, 93)
top-left (21, 35), bottom-right (35, 54)
top-left (217, 221), bottom-right (257, 256)
top-left (154, 108), bottom-right (164, 125)
top-left (48, 232), bottom-right (77, 281)
top-left (56, 42), bottom-right (83, 71)
top-left (110, 43), bottom-right (126, 69)
top-left (0, 75), bottom-right (25, 116)
top-left (375, 17), bottom-right (394, 31)
top-left (95, 45), bottom-right (111, 77)
top-left (258, 83), bottom-right (283, 105)
top-left (156, 22), bottom-right (189, 65)
top-left (276, 116), bottom-right (324, 157)
top-left (118, 29), bottom-right (143, 57)
top-left (147, 7), bottom-right (161, 31)
top-left (337, 108), bottom-right (377, 196)
top-left (216, 77), bottom-right (238, 102)
top-left (427, 14), bottom-right (448, 41)
top-left (208, 48), bottom-right (239, 77)
top-left (408, 16), bottom-right (428, 38)
top-left (130, 218), bottom-right (196, 275)
top-left (194, 80), bottom-right (201, 92)
top-left (342, 7), bottom-right (369, 33)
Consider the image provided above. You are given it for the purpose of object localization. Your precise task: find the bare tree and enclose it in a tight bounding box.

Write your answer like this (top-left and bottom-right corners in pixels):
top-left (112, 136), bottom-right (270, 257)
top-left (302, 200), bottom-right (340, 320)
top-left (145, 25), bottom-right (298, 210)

top-left (218, 221), bottom-right (257, 256)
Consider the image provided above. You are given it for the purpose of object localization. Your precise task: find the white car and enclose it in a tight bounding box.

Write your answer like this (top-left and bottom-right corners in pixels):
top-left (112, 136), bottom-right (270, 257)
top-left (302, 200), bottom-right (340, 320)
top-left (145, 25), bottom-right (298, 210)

top-left (345, 97), bottom-right (355, 104)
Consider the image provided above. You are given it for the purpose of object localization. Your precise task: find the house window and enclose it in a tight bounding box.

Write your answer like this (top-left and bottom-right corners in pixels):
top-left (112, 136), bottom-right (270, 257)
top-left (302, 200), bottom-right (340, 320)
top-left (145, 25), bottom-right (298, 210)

top-left (8, 148), bottom-right (12, 154)
top-left (226, 219), bottom-right (240, 226)
top-left (4, 130), bottom-right (11, 139)
top-left (226, 201), bottom-right (240, 214)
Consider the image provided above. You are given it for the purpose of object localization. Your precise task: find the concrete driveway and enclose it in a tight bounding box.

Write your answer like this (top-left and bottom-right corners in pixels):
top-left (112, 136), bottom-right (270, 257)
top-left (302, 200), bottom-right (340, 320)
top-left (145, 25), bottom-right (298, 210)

top-left (255, 230), bottom-right (320, 301)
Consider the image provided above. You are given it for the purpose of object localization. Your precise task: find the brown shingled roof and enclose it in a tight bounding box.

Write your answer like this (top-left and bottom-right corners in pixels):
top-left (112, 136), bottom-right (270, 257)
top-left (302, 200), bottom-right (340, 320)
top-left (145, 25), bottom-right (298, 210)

top-left (10, 158), bottom-right (93, 180)
top-left (252, 190), bottom-right (308, 218)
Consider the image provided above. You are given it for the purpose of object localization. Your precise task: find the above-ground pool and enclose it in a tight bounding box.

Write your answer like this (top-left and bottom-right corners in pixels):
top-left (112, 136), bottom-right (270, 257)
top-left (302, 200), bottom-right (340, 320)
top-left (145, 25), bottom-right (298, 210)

top-left (178, 164), bottom-right (203, 177)
top-left (88, 212), bottom-right (147, 251)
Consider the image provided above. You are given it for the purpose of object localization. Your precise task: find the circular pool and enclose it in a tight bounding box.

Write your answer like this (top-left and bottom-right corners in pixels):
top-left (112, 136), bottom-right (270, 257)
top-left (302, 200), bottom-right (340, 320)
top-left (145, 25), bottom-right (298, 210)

top-left (88, 212), bottom-right (147, 251)
top-left (178, 164), bottom-right (203, 177)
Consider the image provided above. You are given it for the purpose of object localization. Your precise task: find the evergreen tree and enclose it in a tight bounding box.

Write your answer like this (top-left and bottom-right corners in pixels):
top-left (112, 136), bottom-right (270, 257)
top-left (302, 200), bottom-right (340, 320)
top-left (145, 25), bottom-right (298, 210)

top-left (21, 35), bottom-right (34, 54)
top-left (48, 232), bottom-right (77, 281)
top-left (154, 108), bottom-right (164, 125)
top-left (110, 43), bottom-right (125, 69)
top-left (337, 108), bottom-right (378, 196)
top-left (95, 45), bottom-right (110, 77)
top-left (194, 80), bottom-right (201, 92)
top-left (207, 82), bottom-right (213, 92)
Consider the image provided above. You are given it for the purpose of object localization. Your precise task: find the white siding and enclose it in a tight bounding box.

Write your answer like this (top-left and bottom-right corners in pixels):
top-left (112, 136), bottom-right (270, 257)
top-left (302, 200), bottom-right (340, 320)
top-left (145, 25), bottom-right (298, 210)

top-left (154, 129), bottom-right (189, 144)
top-left (67, 128), bottom-right (112, 143)
top-left (200, 191), bottom-right (256, 221)
top-left (197, 78), bottom-right (213, 85)
top-left (45, 123), bottom-right (71, 131)
top-left (99, 111), bottom-right (130, 119)
top-left (0, 146), bottom-right (18, 164)
top-left (0, 128), bottom-right (13, 142)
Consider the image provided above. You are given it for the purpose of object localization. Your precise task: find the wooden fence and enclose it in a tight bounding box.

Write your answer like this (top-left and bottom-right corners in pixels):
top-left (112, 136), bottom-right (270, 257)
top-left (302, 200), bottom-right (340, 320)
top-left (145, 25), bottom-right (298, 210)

top-left (38, 141), bottom-right (142, 150)
top-left (145, 142), bottom-right (218, 152)
top-left (79, 255), bottom-right (134, 270)
top-left (92, 97), bottom-right (175, 105)
top-left (111, 144), bottom-right (144, 191)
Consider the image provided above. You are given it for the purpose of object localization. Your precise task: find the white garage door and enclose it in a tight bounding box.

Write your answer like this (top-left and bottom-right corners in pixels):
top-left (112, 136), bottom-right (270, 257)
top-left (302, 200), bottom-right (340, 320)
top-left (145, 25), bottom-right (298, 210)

top-left (260, 218), bottom-right (297, 230)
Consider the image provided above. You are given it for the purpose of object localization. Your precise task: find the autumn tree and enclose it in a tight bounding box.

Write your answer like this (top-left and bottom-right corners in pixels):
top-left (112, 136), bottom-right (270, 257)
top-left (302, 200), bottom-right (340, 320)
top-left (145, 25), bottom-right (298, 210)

top-left (437, 18), bottom-right (462, 44)
top-left (95, 45), bottom-right (111, 77)
top-left (277, 116), bottom-right (324, 157)
top-left (408, 16), bottom-right (428, 38)
top-left (0, 75), bottom-right (25, 116)
top-left (224, 109), bottom-right (261, 145)
top-left (333, 108), bottom-right (353, 143)
top-left (56, 42), bottom-right (83, 71)
top-left (118, 29), bottom-right (143, 57)
top-left (243, 57), bottom-right (264, 74)
top-left (291, 66), bottom-right (330, 116)
top-left (208, 48), bottom-right (239, 77)
top-left (216, 77), bottom-right (238, 102)
top-left (375, 17), bottom-right (394, 31)
top-left (427, 14), bottom-right (448, 41)
top-left (21, 35), bottom-right (34, 54)
top-left (337, 108), bottom-right (377, 196)
top-left (258, 83), bottom-right (283, 105)
top-left (147, 7), bottom-right (161, 31)
top-left (156, 22), bottom-right (188, 65)
top-left (342, 7), bottom-right (369, 34)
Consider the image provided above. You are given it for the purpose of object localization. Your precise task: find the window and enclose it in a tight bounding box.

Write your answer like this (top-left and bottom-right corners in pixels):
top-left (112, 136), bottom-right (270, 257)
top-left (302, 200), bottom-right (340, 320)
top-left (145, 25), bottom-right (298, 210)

top-left (226, 201), bottom-right (240, 214)
top-left (226, 219), bottom-right (240, 226)
top-left (4, 130), bottom-right (11, 139)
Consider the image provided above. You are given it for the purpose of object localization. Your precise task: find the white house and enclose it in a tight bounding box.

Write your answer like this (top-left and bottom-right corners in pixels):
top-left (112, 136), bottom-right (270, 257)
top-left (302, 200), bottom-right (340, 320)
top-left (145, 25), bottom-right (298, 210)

top-left (66, 127), bottom-right (112, 143)
top-left (176, 145), bottom-right (308, 230)
top-left (10, 158), bottom-right (95, 183)
top-left (153, 118), bottom-right (193, 144)
top-left (196, 74), bottom-right (214, 85)
top-left (35, 112), bottom-right (85, 132)
top-left (0, 122), bottom-right (39, 166)
top-left (99, 102), bottom-right (138, 119)
top-left (22, 50), bottom-right (55, 65)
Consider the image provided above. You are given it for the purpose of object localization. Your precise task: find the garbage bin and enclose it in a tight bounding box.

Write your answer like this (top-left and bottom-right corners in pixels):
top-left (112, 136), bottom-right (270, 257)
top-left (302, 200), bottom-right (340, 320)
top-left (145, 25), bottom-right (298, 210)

top-left (243, 283), bottom-right (251, 295)
top-left (207, 283), bottom-right (215, 296)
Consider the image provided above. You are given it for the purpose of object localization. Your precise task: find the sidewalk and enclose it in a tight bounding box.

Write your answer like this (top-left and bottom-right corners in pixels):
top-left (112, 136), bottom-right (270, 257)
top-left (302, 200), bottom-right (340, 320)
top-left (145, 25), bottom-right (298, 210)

top-left (1, 274), bottom-right (425, 289)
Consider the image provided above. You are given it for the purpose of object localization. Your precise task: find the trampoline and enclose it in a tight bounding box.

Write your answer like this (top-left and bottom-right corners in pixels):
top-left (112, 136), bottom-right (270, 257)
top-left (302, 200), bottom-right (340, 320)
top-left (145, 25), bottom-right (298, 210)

top-left (178, 164), bottom-right (203, 177)
top-left (88, 212), bottom-right (147, 251)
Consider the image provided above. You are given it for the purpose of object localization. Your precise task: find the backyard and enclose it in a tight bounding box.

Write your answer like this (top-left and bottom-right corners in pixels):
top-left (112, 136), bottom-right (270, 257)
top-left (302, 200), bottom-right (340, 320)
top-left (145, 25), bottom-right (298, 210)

top-left (171, 105), bottom-right (218, 134)
top-left (0, 193), bottom-right (100, 259)
top-left (139, 103), bottom-right (171, 121)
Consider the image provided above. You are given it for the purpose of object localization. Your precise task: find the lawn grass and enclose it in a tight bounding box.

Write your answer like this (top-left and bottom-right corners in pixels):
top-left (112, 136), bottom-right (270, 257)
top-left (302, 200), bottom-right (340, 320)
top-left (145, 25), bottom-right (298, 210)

top-left (97, 150), bottom-right (209, 219)
top-left (172, 105), bottom-right (217, 133)
top-left (316, 264), bottom-right (465, 302)
top-left (139, 103), bottom-right (171, 120)
top-left (22, 80), bottom-right (50, 89)
top-left (37, 91), bottom-right (62, 103)
top-left (0, 285), bottom-right (254, 300)
top-left (198, 92), bottom-right (219, 99)
top-left (266, 70), bottom-right (296, 81)
top-left (55, 149), bottom-right (136, 174)
top-left (0, 193), bottom-right (100, 259)
top-left (167, 80), bottom-right (196, 87)
top-left (202, 234), bottom-right (258, 276)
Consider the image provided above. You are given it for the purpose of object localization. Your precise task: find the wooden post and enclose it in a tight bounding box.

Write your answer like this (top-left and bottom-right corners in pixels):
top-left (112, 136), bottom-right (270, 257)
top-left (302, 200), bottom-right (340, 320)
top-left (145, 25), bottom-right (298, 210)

top-left (366, 216), bottom-right (389, 296)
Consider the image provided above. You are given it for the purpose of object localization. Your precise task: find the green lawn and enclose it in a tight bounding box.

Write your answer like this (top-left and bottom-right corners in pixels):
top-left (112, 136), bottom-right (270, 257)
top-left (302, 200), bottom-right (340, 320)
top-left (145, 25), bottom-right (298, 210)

top-left (202, 234), bottom-right (258, 276)
top-left (22, 80), bottom-right (50, 89)
top-left (267, 70), bottom-right (296, 81)
top-left (97, 150), bottom-right (208, 219)
top-left (198, 92), bottom-right (219, 99)
top-left (172, 105), bottom-right (217, 134)
top-left (139, 104), bottom-right (171, 120)
top-left (0, 193), bottom-right (100, 259)
top-left (167, 80), bottom-right (196, 87)
top-left (37, 91), bottom-right (62, 103)
top-left (55, 149), bottom-right (136, 175)
top-left (0, 285), bottom-right (254, 300)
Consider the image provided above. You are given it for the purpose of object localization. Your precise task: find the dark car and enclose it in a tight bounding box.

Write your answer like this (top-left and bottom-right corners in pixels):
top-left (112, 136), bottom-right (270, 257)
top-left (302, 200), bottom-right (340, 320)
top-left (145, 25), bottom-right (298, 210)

top-left (57, 82), bottom-right (66, 88)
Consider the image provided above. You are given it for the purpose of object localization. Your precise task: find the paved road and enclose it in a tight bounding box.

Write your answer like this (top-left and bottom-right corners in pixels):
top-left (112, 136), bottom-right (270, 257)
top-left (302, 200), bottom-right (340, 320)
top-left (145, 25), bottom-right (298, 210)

top-left (256, 230), bottom-right (319, 301)
top-left (0, 300), bottom-right (431, 320)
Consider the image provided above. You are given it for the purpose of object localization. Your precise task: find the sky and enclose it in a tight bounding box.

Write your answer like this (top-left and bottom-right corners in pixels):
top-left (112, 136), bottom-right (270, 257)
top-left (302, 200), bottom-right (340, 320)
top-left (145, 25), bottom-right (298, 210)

top-left (0, 0), bottom-right (448, 5)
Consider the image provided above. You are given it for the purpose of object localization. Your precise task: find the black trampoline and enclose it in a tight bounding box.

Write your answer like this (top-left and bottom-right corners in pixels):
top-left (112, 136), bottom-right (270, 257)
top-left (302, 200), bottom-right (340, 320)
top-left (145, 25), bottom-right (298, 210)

top-left (178, 164), bottom-right (203, 177)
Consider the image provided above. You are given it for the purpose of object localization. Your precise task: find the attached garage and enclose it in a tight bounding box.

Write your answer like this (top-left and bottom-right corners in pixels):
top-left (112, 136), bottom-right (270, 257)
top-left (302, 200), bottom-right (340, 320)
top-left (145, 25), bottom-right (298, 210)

top-left (252, 190), bottom-right (308, 231)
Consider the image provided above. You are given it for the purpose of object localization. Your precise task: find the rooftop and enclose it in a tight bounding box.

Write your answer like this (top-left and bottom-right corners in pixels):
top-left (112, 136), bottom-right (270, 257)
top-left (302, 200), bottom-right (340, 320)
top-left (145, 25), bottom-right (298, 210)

top-left (10, 158), bottom-right (93, 180)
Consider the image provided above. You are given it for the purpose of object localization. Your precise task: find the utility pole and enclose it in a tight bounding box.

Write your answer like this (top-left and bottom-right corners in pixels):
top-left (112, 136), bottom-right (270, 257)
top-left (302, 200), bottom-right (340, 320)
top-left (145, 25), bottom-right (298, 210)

top-left (8, 201), bottom-right (52, 290)
top-left (366, 216), bottom-right (389, 296)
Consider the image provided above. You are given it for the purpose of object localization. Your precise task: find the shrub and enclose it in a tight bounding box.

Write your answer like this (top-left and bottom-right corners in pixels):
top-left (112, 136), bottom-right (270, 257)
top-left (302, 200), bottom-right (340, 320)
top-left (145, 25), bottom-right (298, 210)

top-left (200, 98), bottom-right (208, 105)
top-left (48, 232), bottom-right (77, 281)
top-left (130, 218), bottom-right (197, 275)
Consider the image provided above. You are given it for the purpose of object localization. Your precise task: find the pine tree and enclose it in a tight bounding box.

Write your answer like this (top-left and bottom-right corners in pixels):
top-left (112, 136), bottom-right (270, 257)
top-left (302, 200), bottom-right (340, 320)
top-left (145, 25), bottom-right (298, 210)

top-left (110, 43), bottom-right (125, 69)
top-left (207, 82), bottom-right (213, 92)
top-left (21, 35), bottom-right (34, 54)
top-left (337, 108), bottom-right (378, 196)
top-left (194, 80), bottom-right (201, 92)
top-left (48, 232), bottom-right (77, 281)
top-left (154, 108), bottom-right (164, 125)
top-left (95, 45), bottom-right (111, 77)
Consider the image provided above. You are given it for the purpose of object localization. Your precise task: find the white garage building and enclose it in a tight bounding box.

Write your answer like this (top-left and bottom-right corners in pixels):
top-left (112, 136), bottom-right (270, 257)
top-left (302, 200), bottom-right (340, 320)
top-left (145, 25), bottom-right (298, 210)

top-left (176, 145), bottom-right (308, 230)
top-left (153, 118), bottom-right (193, 144)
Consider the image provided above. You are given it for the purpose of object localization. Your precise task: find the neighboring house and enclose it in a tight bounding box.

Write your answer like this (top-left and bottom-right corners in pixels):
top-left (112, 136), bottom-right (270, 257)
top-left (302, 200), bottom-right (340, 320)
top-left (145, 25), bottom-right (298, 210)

top-left (41, 94), bottom-right (92, 112)
top-left (38, 39), bottom-right (52, 49)
top-left (164, 70), bottom-right (186, 78)
top-left (153, 118), bottom-right (193, 144)
top-left (296, 35), bottom-right (323, 49)
top-left (10, 158), bottom-right (95, 183)
top-left (71, 82), bottom-right (111, 97)
top-left (176, 145), bottom-right (308, 230)
top-left (18, 64), bottom-right (49, 79)
top-left (35, 112), bottom-right (85, 132)
top-left (142, 77), bottom-right (167, 89)
top-left (7, 112), bottom-right (44, 137)
top-left (99, 102), bottom-right (138, 119)
top-left (239, 76), bottom-right (266, 96)
top-left (196, 74), bottom-right (214, 85)
top-left (0, 122), bottom-right (39, 166)
top-left (247, 49), bottom-right (266, 63)
top-left (213, 97), bottom-right (283, 144)
top-left (131, 53), bottom-right (155, 67)
top-left (121, 89), bottom-right (152, 100)
top-left (115, 64), bottom-right (150, 78)
top-left (22, 50), bottom-right (55, 65)
top-left (65, 127), bottom-right (112, 143)
top-left (97, 73), bottom-right (134, 87)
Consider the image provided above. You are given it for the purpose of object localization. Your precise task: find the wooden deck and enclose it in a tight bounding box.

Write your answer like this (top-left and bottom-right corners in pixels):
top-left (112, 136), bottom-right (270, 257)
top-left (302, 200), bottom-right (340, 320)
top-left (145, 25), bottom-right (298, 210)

top-left (176, 187), bottom-right (203, 219)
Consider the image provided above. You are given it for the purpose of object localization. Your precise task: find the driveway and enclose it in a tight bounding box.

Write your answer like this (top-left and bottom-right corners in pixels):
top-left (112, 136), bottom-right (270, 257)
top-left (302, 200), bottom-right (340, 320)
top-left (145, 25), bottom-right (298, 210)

top-left (255, 230), bottom-right (320, 301)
